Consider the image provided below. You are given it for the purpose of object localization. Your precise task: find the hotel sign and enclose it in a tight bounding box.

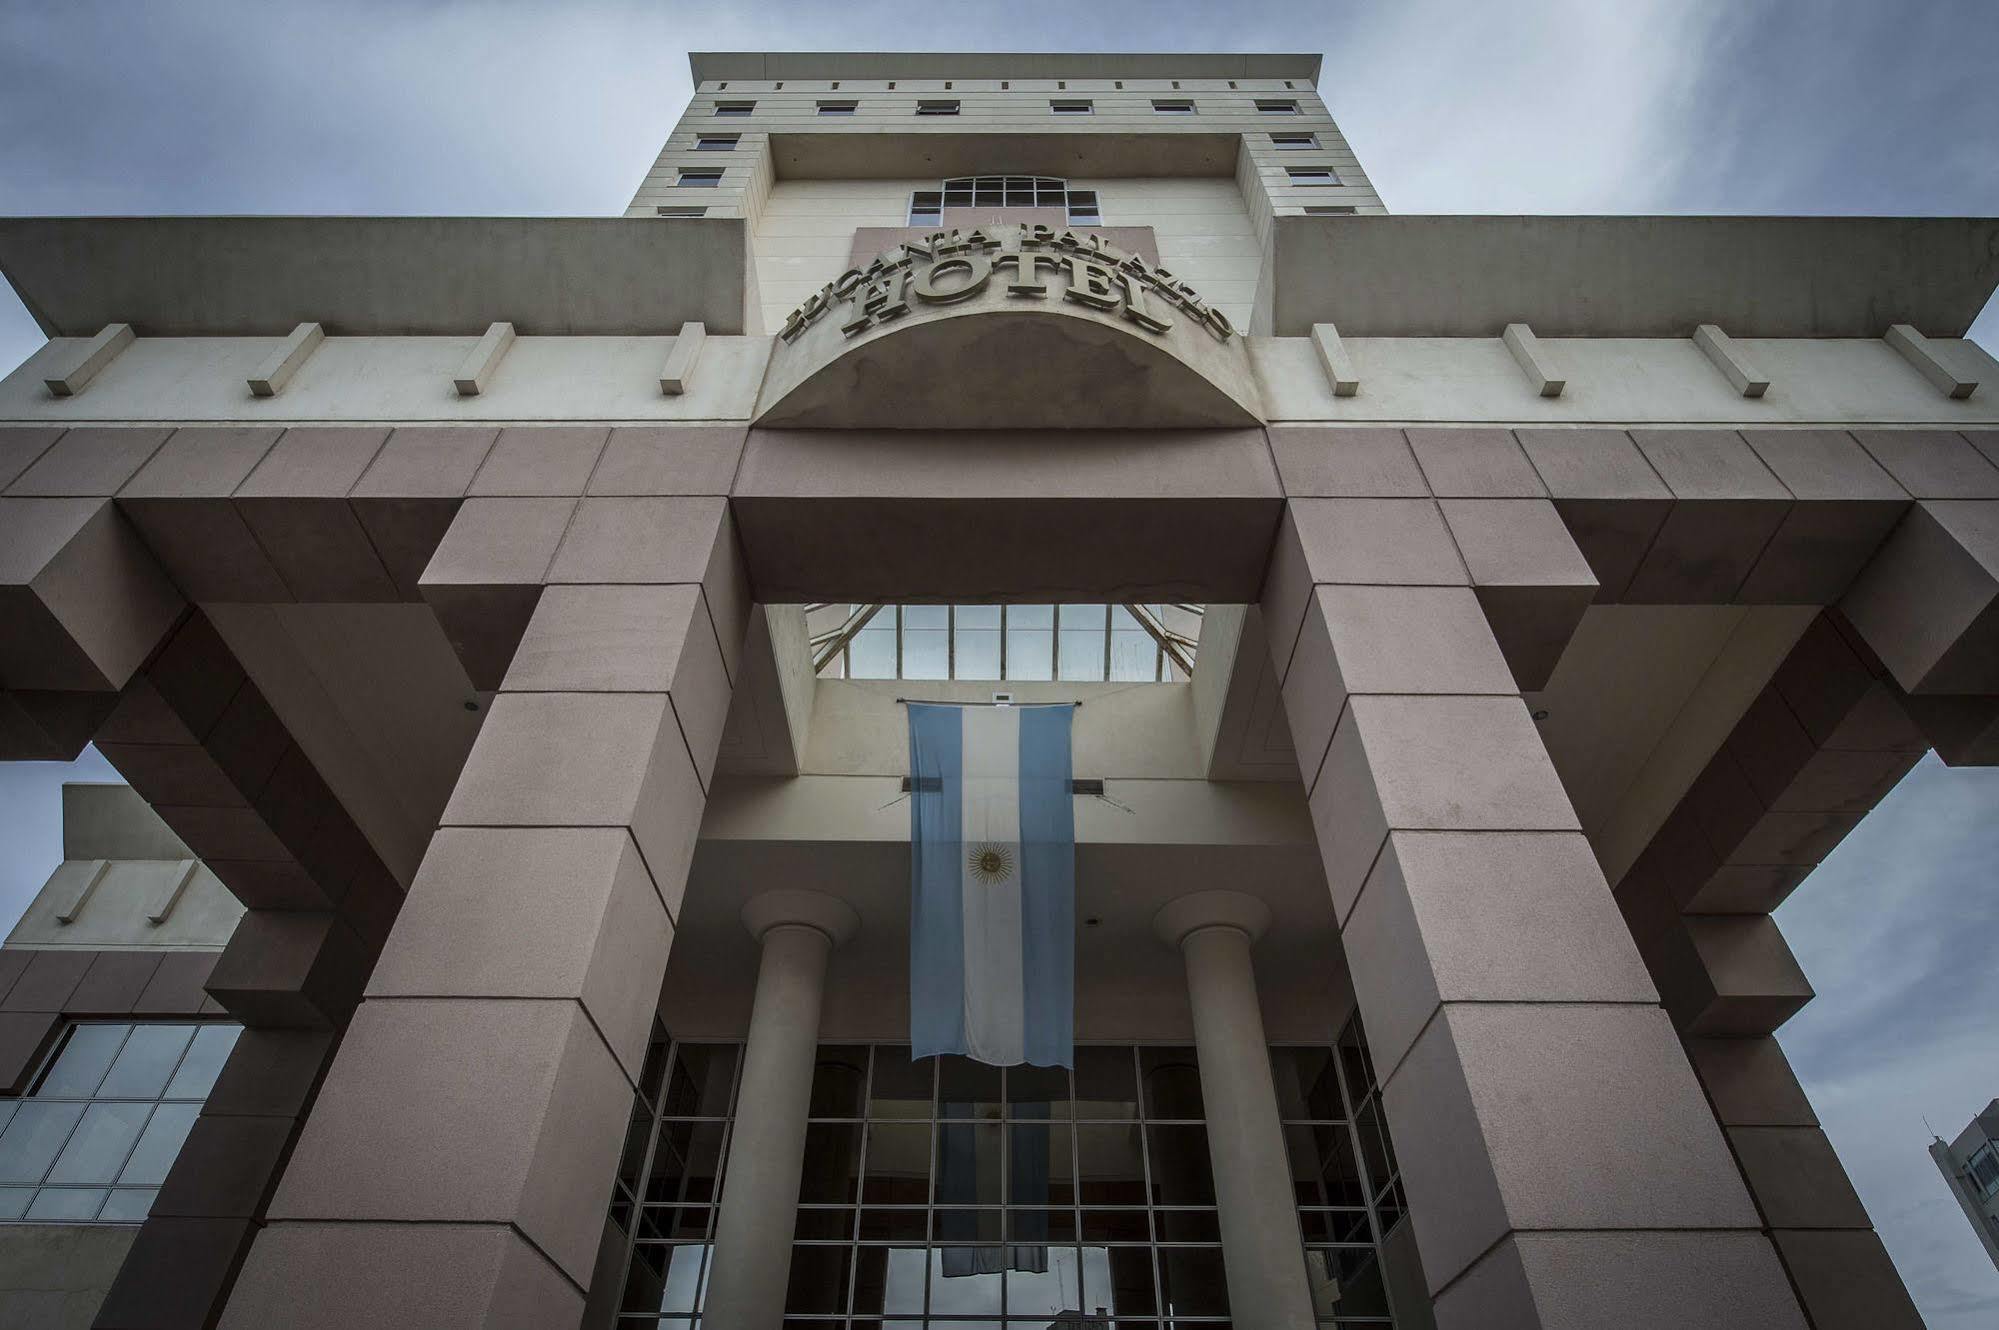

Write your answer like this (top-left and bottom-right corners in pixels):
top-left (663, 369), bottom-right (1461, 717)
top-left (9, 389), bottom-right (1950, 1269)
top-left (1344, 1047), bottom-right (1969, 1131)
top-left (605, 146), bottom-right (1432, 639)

top-left (778, 224), bottom-right (1237, 345)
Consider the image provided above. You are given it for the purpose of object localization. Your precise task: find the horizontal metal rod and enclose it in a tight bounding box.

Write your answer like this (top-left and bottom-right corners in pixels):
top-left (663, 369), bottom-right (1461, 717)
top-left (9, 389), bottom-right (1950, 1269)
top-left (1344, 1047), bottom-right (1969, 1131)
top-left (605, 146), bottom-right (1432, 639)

top-left (894, 697), bottom-right (1082, 707)
top-left (901, 775), bottom-right (1105, 795)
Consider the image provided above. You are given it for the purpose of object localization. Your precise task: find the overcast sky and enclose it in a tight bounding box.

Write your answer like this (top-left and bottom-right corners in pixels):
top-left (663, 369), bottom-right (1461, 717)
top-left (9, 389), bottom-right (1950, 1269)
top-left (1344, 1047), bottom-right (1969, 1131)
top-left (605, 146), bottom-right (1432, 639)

top-left (2, 1), bottom-right (1996, 1322)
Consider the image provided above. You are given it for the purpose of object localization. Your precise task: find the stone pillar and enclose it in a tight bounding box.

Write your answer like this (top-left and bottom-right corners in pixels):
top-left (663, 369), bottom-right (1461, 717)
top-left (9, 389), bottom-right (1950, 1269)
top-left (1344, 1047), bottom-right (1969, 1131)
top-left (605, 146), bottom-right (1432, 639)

top-left (1154, 891), bottom-right (1316, 1330)
top-left (217, 497), bottom-right (748, 1326)
top-left (1262, 493), bottom-right (1809, 1329)
top-left (703, 890), bottom-right (859, 1329)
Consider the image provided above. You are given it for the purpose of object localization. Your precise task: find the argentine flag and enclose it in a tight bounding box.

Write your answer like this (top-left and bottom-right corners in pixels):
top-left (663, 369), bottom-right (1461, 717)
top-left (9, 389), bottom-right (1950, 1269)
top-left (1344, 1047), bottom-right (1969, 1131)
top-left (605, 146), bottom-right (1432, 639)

top-left (908, 703), bottom-right (1076, 1069)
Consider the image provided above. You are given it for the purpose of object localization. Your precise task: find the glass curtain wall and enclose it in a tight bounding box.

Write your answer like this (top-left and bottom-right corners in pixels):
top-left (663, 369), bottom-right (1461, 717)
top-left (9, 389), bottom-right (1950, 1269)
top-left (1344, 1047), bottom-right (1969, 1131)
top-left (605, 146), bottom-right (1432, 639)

top-left (608, 1025), bottom-right (1408, 1328)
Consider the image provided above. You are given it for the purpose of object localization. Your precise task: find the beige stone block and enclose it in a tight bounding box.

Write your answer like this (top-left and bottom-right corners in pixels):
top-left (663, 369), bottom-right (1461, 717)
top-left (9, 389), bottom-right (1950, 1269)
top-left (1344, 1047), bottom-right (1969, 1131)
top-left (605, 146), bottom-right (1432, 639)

top-left (1684, 1035), bottom-right (1819, 1127)
top-left (1515, 427), bottom-right (1672, 602)
top-left (119, 427), bottom-right (291, 600)
top-left (1851, 428), bottom-right (1999, 498)
top-left (0, 497), bottom-right (185, 691)
top-left (220, 1220), bottom-right (583, 1329)
top-left (1281, 585), bottom-right (1513, 790)
top-left (1434, 1230), bottom-right (1806, 1330)
top-left (441, 692), bottom-right (706, 913)
top-left (0, 427), bottom-right (62, 491)
top-left (1770, 1229), bottom-right (1925, 1330)
top-left (1344, 831), bottom-right (1655, 1074)
top-left (1841, 499), bottom-right (1999, 693)
top-left (1626, 429), bottom-right (1791, 602)
top-left (367, 828), bottom-right (673, 1081)
top-left (1438, 498), bottom-right (1597, 689)
top-left (235, 427), bottom-right (399, 601)
top-left (1682, 863), bottom-right (1812, 914)
top-left (1293, 496), bottom-right (1468, 585)
top-left (1729, 807), bottom-right (1864, 867)
top-left (267, 997), bottom-right (631, 1287)
top-left (503, 584), bottom-right (732, 789)
top-left (467, 425), bottom-right (608, 497)
top-left (1405, 427), bottom-right (1545, 497)
top-left (353, 427), bottom-right (497, 499)
top-left (1729, 1126), bottom-right (1869, 1229)
top-left (1307, 695), bottom-right (1580, 917)
top-left (1388, 1002), bottom-right (1759, 1293)
top-left (419, 497), bottom-right (577, 688)
top-left (1771, 746), bottom-right (1920, 812)
top-left (547, 495), bottom-right (727, 584)
top-left (589, 425), bottom-right (748, 496)
top-left (1650, 915), bottom-right (1814, 1036)
top-left (207, 910), bottom-right (372, 1030)
top-left (4, 426), bottom-right (170, 496)
top-left (1267, 425), bottom-right (1429, 497)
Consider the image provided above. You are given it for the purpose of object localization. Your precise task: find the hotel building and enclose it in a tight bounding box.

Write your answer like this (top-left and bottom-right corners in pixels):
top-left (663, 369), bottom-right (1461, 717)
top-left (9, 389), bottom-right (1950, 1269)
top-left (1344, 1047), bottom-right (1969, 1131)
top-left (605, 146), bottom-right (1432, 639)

top-left (1, 48), bottom-right (1996, 1330)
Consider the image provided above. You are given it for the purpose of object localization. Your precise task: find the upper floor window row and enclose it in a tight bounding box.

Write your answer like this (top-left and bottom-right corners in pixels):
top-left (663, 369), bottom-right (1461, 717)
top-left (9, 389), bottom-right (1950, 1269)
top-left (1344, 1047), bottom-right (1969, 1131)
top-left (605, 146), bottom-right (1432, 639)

top-left (713, 95), bottom-right (1313, 121)
top-left (906, 176), bottom-right (1100, 226)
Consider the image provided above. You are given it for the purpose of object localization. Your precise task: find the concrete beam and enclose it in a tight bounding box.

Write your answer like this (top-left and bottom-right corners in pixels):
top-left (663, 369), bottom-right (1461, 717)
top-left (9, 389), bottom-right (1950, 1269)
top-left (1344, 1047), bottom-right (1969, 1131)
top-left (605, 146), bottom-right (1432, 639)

top-left (1886, 323), bottom-right (1978, 399)
top-left (247, 322), bottom-right (325, 398)
top-left (658, 321), bottom-right (707, 396)
top-left (1308, 322), bottom-right (1359, 396)
top-left (41, 322), bottom-right (133, 397)
top-left (452, 322), bottom-right (515, 398)
top-left (1693, 324), bottom-right (1770, 398)
top-left (1501, 323), bottom-right (1564, 397)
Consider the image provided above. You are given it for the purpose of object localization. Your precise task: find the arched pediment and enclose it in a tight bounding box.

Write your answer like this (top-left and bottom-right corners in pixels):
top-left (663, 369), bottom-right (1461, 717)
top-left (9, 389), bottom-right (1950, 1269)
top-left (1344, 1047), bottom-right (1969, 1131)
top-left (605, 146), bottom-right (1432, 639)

top-left (754, 226), bottom-right (1264, 428)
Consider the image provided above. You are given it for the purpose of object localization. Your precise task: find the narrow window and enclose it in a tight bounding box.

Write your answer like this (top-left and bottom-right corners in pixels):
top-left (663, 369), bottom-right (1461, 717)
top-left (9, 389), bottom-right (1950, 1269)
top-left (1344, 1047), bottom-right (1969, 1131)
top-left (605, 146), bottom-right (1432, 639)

top-left (694, 134), bottom-right (739, 151)
top-left (1304, 205), bottom-right (1357, 215)
top-left (655, 206), bottom-right (708, 217)
top-left (1152, 98), bottom-right (1196, 114)
top-left (1051, 99), bottom-right (1093, 115)
top-left (676, 168), bottom-right (724, 188)
top-left (817, 100), bottom-right (858, 115)
top-left (916, 99), bottom-right (960, 116)
top-left (1286, 168), bottom-right (1339, 186)
top-left (1257, 98), bottom-right (1301, 114)
top-left (714, 100), bottom-right (754, 117)
top-left (1270, 131), bottom-right (1319, 150)
top-left (1067, 190), bottom-right (1101, 225)
top-left (907, 191), bottom-right (943, 226)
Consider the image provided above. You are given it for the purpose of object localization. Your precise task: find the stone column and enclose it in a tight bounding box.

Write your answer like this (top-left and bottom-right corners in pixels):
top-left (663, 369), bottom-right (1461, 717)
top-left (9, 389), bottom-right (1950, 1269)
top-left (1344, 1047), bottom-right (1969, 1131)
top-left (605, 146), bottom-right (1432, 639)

top-left (703, 890), bottom-right (860, 1328)
top-left (1262, 486), bottom-right (1810, 1330)
top-left (1154, 891), bottom-right (1316, 1330)
top-left (217, 496), bottom-right (749, 1326)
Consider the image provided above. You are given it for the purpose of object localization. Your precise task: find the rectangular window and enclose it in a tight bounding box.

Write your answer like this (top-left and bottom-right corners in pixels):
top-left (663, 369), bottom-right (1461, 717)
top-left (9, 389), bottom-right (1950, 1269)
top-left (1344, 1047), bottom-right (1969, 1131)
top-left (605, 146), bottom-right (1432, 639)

top-left (915, 99), bottom-right (960, 116)
top-left (655, 206), bottom-right (708, 218)
top-left (1271, 131), bottom-right (1319, 149)
top-left (1305, 204), bottom-right (1357, 215)
top-left (1256, 98), bottom-right (1301, 114)
top-left (693, 134), bottom-right (738, 151)
top-left (0, 1020), bottom-right (240, 1225)
top-left (907, 191), bottom-right (943, 226)
top-left (713, 101), bottom-right (754, 117)
top-left (1286, 168), bottom-right (1339, 186)
top-left (1151, 98), bottom-right (1196, 114)
top-left (676, 168), bottom-right (723, 188)
top-left (1066, 190), bottom-right (1101, 225)
top-left (1050, 99), bottom-right (1093, 115)
top-left (817, 100), bottom-right (858, 115)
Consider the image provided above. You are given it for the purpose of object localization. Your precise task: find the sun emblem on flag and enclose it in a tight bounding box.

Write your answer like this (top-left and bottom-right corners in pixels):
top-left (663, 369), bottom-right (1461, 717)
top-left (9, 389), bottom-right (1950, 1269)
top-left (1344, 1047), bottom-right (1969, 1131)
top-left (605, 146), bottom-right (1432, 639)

top-left (968, 842), bottom-right (1016, 884)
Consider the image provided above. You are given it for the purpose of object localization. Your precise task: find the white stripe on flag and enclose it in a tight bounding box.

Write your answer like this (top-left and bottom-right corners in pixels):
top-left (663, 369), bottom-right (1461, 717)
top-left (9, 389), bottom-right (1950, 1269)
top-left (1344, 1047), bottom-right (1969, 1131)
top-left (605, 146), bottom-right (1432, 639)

top-left (959, 705), bottom-right (1024, 1065)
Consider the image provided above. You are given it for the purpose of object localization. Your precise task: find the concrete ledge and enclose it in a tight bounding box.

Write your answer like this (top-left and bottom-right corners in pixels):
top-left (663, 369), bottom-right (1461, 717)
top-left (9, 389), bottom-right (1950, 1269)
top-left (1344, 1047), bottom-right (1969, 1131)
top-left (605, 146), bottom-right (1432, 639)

top-left (1268, 214), bottom-right (1999, 337)
top-left (0, 216), bottom-right (752, 336)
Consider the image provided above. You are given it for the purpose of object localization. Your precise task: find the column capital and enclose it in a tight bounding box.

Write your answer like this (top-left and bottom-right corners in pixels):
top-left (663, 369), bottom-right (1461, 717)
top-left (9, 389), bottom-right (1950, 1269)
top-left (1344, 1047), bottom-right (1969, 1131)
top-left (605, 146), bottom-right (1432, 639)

top-left (1152, 889), bottom-right (1270, 948)
top-left (742, 888), bottom-right (860, 947)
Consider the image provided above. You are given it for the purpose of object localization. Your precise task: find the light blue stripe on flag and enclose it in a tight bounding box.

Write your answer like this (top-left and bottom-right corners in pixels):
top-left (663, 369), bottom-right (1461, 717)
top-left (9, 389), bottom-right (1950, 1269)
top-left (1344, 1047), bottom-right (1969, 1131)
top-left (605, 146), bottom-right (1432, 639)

top-left (908, 702), bottom-right (1075, 1069)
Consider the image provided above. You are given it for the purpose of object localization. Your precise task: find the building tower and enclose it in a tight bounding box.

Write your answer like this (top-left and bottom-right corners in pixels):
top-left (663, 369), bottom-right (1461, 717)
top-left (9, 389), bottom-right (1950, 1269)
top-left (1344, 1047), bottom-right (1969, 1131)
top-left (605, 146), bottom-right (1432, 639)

top-left (1, 48), bottom-right (1995, 1330)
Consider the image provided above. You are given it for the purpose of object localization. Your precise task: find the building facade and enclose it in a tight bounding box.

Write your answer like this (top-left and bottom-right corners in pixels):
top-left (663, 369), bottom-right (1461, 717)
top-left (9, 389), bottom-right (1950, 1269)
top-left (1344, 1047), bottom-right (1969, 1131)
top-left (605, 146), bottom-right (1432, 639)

top-left (1933, 1103), bottom-right (1999, 1273)
top-left (0, 47), bottom-right (1996, 1330)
